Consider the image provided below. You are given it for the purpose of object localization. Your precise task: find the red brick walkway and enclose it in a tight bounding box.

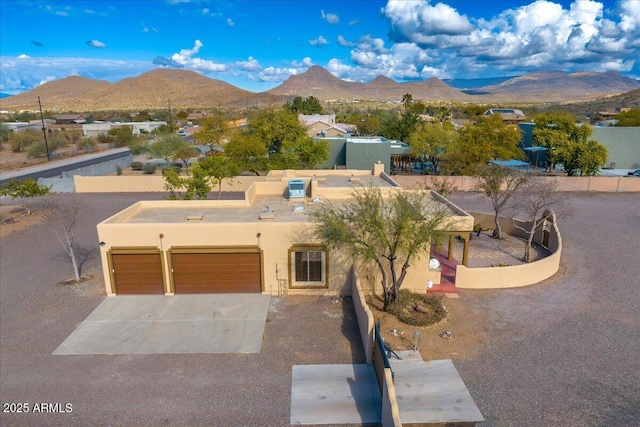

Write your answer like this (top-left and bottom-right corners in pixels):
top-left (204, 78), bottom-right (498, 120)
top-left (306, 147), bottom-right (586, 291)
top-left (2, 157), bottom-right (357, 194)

top-left (427, 248), bottom-right (459, 294)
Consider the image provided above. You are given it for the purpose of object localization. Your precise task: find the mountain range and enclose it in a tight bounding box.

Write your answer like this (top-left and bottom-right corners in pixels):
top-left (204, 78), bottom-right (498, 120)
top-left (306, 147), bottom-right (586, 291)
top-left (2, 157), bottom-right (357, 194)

top-left (1, 66), bottom-right (638, 112)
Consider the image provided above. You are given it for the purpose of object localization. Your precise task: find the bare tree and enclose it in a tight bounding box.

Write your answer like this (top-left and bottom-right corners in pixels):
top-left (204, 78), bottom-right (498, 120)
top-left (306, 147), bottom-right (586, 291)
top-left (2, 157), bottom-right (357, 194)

top-left (40, 195), bottom-right (85, 281)
top-left (473, 164), bottom-right (529, 239)
top-left (513, 179), bottom-right (568, 262)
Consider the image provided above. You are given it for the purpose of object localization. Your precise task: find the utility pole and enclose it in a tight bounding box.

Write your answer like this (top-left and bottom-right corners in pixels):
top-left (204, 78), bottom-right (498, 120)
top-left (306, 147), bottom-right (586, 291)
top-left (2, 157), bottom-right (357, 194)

top-left (38, 96), bottom-right (51, 161)
top-left (168, 99), bottom-right (173, 134)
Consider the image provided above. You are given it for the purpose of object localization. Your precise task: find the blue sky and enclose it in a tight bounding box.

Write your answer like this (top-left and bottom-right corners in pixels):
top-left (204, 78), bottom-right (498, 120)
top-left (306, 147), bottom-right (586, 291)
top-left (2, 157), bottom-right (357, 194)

top-left (1, 0), bottom-right (638, 95)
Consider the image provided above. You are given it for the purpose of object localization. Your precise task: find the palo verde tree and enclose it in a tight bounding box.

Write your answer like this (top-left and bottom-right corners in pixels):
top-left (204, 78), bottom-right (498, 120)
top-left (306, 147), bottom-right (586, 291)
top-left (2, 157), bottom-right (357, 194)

top-left (409, 122), bottom-right (457, 173)
top-left (310, 186), bottom-right (450, 311)
top-left (441, 115), bottom-right (523, 175)
top-left (147, 134), bottom-right (187, 166)
top-left (532, 112), bottom-right (608, 175)
top-left (194, 114), bottom-right (229, 151)
top-left (194, 155), bottom-right (241, 199)
top-left (472, 164), bottom-right (529, 239)
top-left (0, 178), bottom-right (50, 215)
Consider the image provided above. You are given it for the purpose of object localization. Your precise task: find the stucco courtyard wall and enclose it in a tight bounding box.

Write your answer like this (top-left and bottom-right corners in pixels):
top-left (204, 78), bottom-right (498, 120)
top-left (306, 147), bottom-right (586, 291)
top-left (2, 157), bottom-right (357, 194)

top-left (455, 211), bottom-right (562, 289)
top-left (393, 175), bottom-right (640, 192)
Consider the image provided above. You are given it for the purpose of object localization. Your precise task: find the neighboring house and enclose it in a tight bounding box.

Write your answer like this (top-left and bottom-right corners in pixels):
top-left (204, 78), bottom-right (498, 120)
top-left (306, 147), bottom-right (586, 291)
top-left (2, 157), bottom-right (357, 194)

top-left (55, 114), bottom-right (87, 124)
top-left (96, 165), bottom-right (474, 297)
top-left (82, 121), bottom-right (167, 137)
top-left (315, 136), bottom-right (411, 174)
top-left (483, 108), bottom-right (526, 124)
top-left (186, 112), bottom-right (208, 123)
top-left (299, 113), bottom-right (355, 137)
top-left (3, 122), bottom-right (42, 132)
top-left (598, 107), bottom-right (631, 118)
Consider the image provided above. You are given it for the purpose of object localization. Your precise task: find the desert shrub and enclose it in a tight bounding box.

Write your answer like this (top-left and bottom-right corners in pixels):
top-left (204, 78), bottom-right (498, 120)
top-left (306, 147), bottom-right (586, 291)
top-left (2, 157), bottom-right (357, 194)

top-left (388, 289), bottom-right (447, 326)
top-left (26, 138), bottom-right (64, 158)
top-left (77, 138), bottom-right (97, 151)
top-left (116, 165), bottom-right (123, 175)
top-left (142, 163), bottom-right (157, 174)
top-left (96, 133), bottom-right (114, 145)
top-left (162, 166), bottom-right (181, 175)
top-left (130, 161), bottom-right (143, 170)
top-left (9, 129), bottom-right (42, 152)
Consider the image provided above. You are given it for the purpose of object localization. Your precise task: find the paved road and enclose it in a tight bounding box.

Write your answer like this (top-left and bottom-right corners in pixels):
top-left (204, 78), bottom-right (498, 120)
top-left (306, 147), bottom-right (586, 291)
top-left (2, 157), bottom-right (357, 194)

top-left (447, 192), bottom-right (640, 426)
top-left (0, 148), bottom-right (131, 185)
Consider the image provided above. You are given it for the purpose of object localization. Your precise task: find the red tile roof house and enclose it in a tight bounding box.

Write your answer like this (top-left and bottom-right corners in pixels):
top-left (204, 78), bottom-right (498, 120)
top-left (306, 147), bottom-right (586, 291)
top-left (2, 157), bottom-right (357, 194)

top-left (55, 114), bottom-right (87, 124)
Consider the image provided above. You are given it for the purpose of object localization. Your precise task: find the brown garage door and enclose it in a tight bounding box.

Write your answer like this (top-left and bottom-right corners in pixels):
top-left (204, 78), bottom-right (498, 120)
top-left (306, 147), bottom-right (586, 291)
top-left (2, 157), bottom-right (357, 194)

top-left (171, 252), bottom-right (261, 294)
top-left (112, 253), bottom-right (165, 294)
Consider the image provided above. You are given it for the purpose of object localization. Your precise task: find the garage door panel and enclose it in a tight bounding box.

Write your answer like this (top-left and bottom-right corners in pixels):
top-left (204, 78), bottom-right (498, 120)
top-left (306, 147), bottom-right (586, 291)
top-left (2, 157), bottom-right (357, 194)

top-left (172, 252), bottom-right (261, 294)
top-left (112, 253), bottom-right (164, 294)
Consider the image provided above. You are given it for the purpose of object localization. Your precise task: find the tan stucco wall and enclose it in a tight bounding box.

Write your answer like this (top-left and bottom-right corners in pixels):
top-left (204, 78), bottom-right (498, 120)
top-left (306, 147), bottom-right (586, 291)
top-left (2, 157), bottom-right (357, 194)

top-left (74, 175), bottom-right (265, 193)
top-left (394, 175), bottom-right (640, 192)
top-left (455, 211), bottom-right (562, 289)
top-left (351, 268), bottom-right (374, 364)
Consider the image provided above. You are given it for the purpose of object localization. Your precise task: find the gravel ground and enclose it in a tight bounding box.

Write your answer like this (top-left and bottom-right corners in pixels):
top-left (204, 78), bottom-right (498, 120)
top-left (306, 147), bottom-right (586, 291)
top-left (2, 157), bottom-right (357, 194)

top-left (1, 191), bottom-right (639, 426)
top-left (445, 192), bottom-right (640, 426)
top-left (0, 193), bottom-right (367, 427)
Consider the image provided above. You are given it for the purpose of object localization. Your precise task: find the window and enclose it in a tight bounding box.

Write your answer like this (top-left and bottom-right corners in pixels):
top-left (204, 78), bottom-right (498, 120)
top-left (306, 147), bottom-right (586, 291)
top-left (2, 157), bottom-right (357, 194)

top-left (289, 247), bottom-right (327, 288)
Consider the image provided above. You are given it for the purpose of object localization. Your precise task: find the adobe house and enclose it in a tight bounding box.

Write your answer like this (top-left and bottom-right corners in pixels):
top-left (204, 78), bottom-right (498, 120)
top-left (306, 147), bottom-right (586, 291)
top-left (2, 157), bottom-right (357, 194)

top-left (97, 165), bottom-right (474, 296)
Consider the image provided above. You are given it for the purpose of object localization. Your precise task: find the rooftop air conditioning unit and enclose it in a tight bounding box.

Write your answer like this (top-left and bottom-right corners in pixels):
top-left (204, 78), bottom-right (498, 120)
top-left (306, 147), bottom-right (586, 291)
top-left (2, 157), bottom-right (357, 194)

top-left (288, 179), bottom-right (306, 199)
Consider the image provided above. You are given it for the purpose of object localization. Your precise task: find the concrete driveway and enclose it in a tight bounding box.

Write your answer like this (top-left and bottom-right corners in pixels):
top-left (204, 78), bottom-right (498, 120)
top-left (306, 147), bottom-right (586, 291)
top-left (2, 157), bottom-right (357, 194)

top-left (53, 294), bottom-right (270, 355)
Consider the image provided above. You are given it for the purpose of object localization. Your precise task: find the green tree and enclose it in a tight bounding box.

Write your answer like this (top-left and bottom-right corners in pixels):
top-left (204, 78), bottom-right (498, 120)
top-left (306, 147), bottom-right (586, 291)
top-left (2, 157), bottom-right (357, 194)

top-left (441, 115), bottom-right (523, 175)
top-left (533, 113), bottom-right (607, 175)
top-left (162, 168), bottom-right (210, 200)
top-left (0, 178), bottom-right (50, 215)
top-left (223, 133), bottom-right (268, 175)
top-left (193, 155), bottom-right (241, 198)
top-left (147, 135), bottom-right (186, 166)
top-left (284, 96), bottom-right (304, 113)
top-left (349, 113), bottom-right (381, 136)
top-left (614, 109), bottom-right (640, 126)
top-left (472, 164), bottom-right (529, 239)
top-left (114, 126), bottom-right (134, 147)
top-left (63, 129), bottom-right (83, 146)
top-left (302, 96), bottom-right (323, 114)
top-left (172, 145), bottom-right (199, 176)
top-left (282, 136), bottom-right (330, 169)
top-left (248, 109), bottom-right (308, 153)
top-left (194, 114), bottom-right (229, 150)
top-left (310, 186), bottom-right (450, 311)
top-left (409, 122), bottom-right (457, 173)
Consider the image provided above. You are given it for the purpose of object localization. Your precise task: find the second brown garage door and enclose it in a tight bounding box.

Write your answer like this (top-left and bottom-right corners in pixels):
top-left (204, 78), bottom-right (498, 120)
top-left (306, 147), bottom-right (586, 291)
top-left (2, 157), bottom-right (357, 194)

top-left (171, 252), bottom-right (262, 294)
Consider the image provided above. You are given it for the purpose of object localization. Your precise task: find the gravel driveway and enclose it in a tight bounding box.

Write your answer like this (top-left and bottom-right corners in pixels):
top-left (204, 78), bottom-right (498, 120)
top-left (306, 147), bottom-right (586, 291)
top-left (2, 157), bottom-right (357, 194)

top-left (446, 192), bottom-right (640, 426)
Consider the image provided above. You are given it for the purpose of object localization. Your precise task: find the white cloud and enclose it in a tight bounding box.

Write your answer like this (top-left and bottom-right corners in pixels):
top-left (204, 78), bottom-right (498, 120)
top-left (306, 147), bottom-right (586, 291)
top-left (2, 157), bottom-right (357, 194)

top-left (18, 54), bottom-right (30, 59)
top-left (321, 10), bottom-right (339, 24)
top-left (337, 35), bottom-right (354, 47)
top-left (620, 0), bottom-right (640, 32)
top-left (168, 40), bottom-right (228, 72)
top-left (309, 36), bottom-right (329, 46)
top-left (202, 8), bottom-right (210, 15)
top-left (142, 25), bottom-right (149, 33)
top-left (86, 40), bottom-right (106, 48)
top-left (236, 56), bottom-right (262, 71)
top-left (227, 18), bottom-right (234, 26)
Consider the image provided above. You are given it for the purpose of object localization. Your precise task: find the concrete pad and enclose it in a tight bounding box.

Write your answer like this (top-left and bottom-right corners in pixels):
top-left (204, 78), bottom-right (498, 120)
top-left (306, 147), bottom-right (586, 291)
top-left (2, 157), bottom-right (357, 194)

top-left (154, 295), bottom-right (219, 320)
top-left (290, 364), bottom-right (381, 425)
top-left (54, 294), bottom-right (269, 355)
top-left (53, 321), bottom-right (148, 355)
top-left (83, 295), bottom-right (164, 321)
top-left (193, 319), bottom-right (265, 353)
top-left (390, 355), bottom-right (484, 424)
top-left (127, 320), bottom-right (206, 354)
top-left (210, 294), bottom-right (271, 320)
